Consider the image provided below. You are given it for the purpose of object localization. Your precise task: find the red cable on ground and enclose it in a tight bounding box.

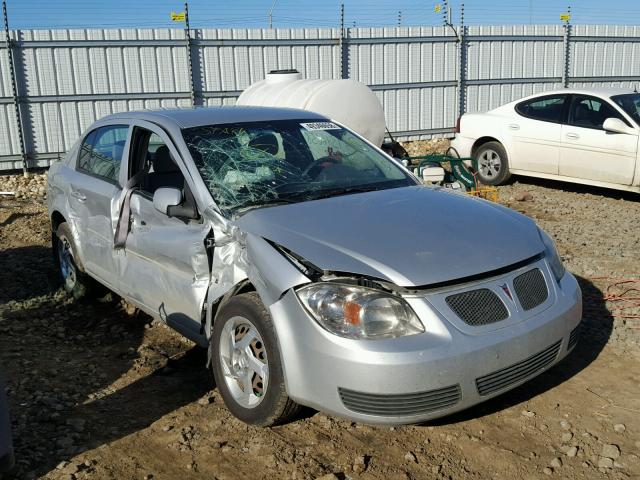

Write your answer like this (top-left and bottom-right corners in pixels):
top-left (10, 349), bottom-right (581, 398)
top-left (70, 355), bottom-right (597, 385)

top-left (587, 276), bottom-right (640, 324)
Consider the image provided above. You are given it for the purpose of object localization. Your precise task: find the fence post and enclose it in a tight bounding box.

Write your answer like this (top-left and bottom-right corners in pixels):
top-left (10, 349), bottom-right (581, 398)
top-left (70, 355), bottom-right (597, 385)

top-left (339, 3), bottom-right (349, 79)
top-left (457, 25), bottom-right (468, 118)
top-left (184, 2), bottom-right (196, 106)
top-left (2, 0), bottom-right (27, 175)
top-left (562, 13), bottom-right (572, 88)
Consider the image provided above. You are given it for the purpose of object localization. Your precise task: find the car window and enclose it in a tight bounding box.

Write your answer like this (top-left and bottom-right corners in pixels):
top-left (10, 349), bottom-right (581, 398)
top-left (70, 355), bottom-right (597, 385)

top-left (515, 95), bottom-right (566, 123)
top-left (129, 128), bottom-right (185, 196)
top-left (611, 93), bottom-right (640, 127)
top-left (567, 95), bottom-right (630, 130)
top-left (77, 125), bottom-right (129, 183)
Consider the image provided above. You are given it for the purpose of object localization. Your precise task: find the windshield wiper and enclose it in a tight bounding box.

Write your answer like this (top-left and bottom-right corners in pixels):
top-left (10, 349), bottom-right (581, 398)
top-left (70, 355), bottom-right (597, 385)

top-left (301, 185), bottom-right (385, 201)
top-left (235, 197), bottom-right (301, 215)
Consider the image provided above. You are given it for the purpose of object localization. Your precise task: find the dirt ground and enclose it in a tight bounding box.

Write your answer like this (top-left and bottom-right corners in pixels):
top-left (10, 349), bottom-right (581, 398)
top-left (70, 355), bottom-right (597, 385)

top-left (1, 170), bottom-right (639, 480)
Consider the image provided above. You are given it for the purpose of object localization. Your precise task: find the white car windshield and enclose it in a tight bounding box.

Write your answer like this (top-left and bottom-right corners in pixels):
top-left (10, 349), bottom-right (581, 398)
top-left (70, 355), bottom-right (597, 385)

top-left (611, 93), bottom-right (640, 126)
top-left (182, 119), bottom-right (416, 215)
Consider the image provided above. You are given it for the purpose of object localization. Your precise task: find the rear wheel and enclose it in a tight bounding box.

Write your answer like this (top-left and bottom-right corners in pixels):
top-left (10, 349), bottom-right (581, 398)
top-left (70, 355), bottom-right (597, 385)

top-left (474, 141), bottom-right (511, 186)
top-left (211, 292), bottom-right (301, 426)
top-left (53, 222), bottom-right (95, 299)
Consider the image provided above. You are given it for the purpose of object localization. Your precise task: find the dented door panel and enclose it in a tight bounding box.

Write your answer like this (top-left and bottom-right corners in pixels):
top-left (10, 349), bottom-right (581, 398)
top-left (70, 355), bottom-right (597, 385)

top-left (120, 193), bottom-right (211, 340)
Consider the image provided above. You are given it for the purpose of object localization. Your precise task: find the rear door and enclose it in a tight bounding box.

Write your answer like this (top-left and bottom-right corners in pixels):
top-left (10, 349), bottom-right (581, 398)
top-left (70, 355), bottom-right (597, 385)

top-left (68, 123), bottom-right (130, 288)
top-left (560, 95), bottom-right (639, 185)
top-left (509, 94), bottom-right (567, 174)
top-left (117, 122), bottom-right (211, 341)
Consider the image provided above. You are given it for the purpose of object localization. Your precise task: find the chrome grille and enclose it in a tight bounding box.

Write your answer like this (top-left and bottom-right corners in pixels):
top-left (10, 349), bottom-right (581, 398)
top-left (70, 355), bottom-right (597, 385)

top-left (445, 289), bottom-right (509, 326)
top-left (338, 385), bottom-right (461, 417)
top-left (513, 268), bottom-right (548, 311)
top-left (568, 323), bottom-right (581, 350)
top-left (476, 340), bottom-right (561, 396)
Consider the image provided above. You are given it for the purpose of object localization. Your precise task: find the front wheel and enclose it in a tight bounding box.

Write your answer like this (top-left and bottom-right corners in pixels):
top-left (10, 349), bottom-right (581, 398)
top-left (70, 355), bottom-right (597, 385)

top-left (474, 141), bottom-right (511, 186)
top-left (211, 292), bottom-right (301, 426)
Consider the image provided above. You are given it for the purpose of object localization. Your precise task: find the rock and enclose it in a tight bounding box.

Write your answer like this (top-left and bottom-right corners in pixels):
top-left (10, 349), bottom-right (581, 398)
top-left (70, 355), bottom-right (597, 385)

top-left (60, 463), bottom-right (79, 475)
top-left (561, 432), bottom-right (573, 443)
top-left (543, 467), bottom-right (553, 475)
top-left (352, 455), bottom-right (367, 473)
top-left (550, 457), bottom-right (562, 468)
top-left (162, 425), bottom-right (173, 432)
top-left (404, 451), bottom-right (417, 463)
top-left (198, 395), bottom-right (214, 405)
top-left (559, 420), bottom-right (571, 430)
top-left (601, 444), bottom-right (621, 459)
top-left (515, 191), bottom-right (534, 202)
top-left (566, 446), bottom-right (578, 458)
top-left (521, 410), bottom-right (536, 418)
top-left (598, 457), bottom-right (614, 469)
top-left (613, 423), bottom-right (626, 433)
top-left (315, 475), bottom-right (339, 480)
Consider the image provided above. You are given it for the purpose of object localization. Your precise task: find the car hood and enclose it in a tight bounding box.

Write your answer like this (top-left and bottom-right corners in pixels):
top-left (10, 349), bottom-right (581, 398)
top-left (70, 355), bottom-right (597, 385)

top-left (235, 186), bottom-right (544, 287)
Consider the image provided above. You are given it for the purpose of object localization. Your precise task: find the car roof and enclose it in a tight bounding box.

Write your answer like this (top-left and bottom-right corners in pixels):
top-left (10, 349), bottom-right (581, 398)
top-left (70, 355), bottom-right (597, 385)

top-left (516, 87), bottom-right (637, 103)
top-left (99, 105), bottom-right (328, 129)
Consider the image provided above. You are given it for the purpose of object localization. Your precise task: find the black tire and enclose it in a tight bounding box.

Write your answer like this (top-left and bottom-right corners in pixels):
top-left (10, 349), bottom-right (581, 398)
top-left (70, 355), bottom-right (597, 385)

top-left (211, 292), bottom-right (301, 426)
top-left (474, 141), bottom-right (511, 186)
top-left (52, 222), bottom-right (95, 300)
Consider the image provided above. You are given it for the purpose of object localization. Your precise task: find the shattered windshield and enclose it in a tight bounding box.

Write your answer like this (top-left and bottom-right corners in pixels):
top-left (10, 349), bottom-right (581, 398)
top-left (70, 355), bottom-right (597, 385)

top-left (182, 119), bottom-right (416, 215)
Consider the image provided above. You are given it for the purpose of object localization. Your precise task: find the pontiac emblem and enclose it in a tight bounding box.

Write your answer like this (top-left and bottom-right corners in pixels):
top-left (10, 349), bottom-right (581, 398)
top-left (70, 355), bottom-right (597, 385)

top-left (500, 283), bottom-right (514, 302)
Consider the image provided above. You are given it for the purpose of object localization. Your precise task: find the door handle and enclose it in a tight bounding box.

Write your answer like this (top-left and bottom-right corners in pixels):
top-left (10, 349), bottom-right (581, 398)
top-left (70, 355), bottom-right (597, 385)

top-left (70, 190), bottom-right (86, 202)
top-left (508, 124), bottom-right (520, 130)
top-left (566, 133), bottom-right (580, 140)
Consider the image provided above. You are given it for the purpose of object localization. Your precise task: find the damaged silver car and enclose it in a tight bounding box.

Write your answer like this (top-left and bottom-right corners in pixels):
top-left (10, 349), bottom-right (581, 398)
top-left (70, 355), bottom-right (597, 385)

top-left (47, 107), bottom-right (582, 426)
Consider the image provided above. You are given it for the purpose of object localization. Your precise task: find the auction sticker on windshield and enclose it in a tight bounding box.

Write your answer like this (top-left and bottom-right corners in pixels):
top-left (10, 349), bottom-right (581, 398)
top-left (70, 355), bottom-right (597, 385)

top-left (300, 122), bottom-right (341, 131)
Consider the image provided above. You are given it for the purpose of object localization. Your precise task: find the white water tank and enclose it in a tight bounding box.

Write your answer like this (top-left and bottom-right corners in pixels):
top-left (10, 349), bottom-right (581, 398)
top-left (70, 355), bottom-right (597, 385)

top-left (236, 70), bottom-right (387, 146)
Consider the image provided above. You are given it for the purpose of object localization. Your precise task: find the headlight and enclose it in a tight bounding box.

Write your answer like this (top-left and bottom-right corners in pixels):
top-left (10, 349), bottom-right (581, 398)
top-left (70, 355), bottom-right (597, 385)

top-left (538, 228), bottom-right (565, 282)
top-left (296, 283), bottom-right (424, 340)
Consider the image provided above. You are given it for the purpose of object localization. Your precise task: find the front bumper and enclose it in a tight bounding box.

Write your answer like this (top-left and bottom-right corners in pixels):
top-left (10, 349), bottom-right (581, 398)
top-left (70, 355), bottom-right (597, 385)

top-left (270, 270), bottom-right (582, 424)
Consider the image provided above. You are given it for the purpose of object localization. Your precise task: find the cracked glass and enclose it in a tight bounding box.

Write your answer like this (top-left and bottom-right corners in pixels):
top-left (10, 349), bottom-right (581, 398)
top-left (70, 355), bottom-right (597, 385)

top-left (182, 119), bottom-right (416, 216)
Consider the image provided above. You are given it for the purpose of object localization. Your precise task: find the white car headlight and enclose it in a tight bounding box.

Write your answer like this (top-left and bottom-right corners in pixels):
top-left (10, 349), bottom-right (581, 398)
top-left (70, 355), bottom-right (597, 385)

top-left (538, 228), bottom-right (565, 282)
top-left (296, 283), bottom-right (424, 340)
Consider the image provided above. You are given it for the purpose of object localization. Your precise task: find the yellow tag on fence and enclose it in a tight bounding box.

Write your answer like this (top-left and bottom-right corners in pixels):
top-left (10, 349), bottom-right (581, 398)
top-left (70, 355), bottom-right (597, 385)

top-left (560, 13), bottom-right (571, 22)
top-left (171, 11), bottom-right (186, 22)
top-left (434, 4), bottom-right (442, 13)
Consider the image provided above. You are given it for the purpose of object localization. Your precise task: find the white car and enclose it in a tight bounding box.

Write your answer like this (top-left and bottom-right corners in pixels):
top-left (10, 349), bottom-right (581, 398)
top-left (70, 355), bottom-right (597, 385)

top-left (452, 88), bottom-right (640, 193)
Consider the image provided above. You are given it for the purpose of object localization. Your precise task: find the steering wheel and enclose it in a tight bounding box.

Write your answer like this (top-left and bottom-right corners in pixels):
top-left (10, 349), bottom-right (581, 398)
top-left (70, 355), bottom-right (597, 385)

top-left (302, 156), bottom-right (341, 178)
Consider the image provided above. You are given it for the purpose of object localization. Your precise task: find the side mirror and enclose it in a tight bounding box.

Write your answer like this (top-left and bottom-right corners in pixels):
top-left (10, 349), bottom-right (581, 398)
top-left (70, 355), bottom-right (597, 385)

top-left (603, 117), bottom-right (635, 135)
top-left (153, 187), bottom-right (182, 215)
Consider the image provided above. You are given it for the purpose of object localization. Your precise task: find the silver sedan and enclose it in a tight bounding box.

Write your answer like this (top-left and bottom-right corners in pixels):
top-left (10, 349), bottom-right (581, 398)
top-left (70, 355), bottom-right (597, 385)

top-left (47, 107), bottom-right (582, 426)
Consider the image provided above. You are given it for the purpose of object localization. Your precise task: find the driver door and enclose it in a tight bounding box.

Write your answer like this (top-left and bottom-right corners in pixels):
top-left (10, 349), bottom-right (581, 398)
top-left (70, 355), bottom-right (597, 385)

top-left (560, 95), bottom-right (639, 185)
top-left (118, 122), bottom-right (212, 342)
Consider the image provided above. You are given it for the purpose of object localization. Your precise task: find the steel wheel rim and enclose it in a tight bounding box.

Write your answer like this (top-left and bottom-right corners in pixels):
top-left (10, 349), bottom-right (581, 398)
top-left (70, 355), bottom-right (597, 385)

top-left (218, 316), bottom-right (268, 408)
top-left (57, 236), bottom-right (77, 289)
top-left (478, 149), bottom-right (502, 178)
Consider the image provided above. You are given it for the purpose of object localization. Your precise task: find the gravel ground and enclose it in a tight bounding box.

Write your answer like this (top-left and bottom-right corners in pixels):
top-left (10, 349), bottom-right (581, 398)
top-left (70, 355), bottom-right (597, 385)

top-left (1, 165), bottom-right (639, 480)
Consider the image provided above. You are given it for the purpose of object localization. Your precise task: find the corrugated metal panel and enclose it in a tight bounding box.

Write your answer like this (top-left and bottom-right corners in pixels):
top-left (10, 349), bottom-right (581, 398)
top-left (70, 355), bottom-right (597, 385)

top-left (1, 25), bottom-right (640, 169)
top-left (349, 26), bottom-right (457, 138)
top-left (569, 25), bottom-right (640, 85)
top-left (466, 25), bottom-right (564, 81)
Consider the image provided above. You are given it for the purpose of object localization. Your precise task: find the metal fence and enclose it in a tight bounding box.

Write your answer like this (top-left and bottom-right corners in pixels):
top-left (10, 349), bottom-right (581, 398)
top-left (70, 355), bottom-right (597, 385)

top-left (1, 24), bottom-right (640, 171)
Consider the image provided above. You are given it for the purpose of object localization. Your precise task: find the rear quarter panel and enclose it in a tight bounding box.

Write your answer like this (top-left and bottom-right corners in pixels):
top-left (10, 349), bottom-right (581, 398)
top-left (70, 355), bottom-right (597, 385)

top-left (459, 111), bottom-right (516, 161)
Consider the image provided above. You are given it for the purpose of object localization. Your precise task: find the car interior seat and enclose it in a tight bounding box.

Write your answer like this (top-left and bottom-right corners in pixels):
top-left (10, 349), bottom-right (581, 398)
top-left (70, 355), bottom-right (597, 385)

top-left (573, 103), bottom-right (598, 127)
top-left (145, 145), bottom-right (184, 193)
